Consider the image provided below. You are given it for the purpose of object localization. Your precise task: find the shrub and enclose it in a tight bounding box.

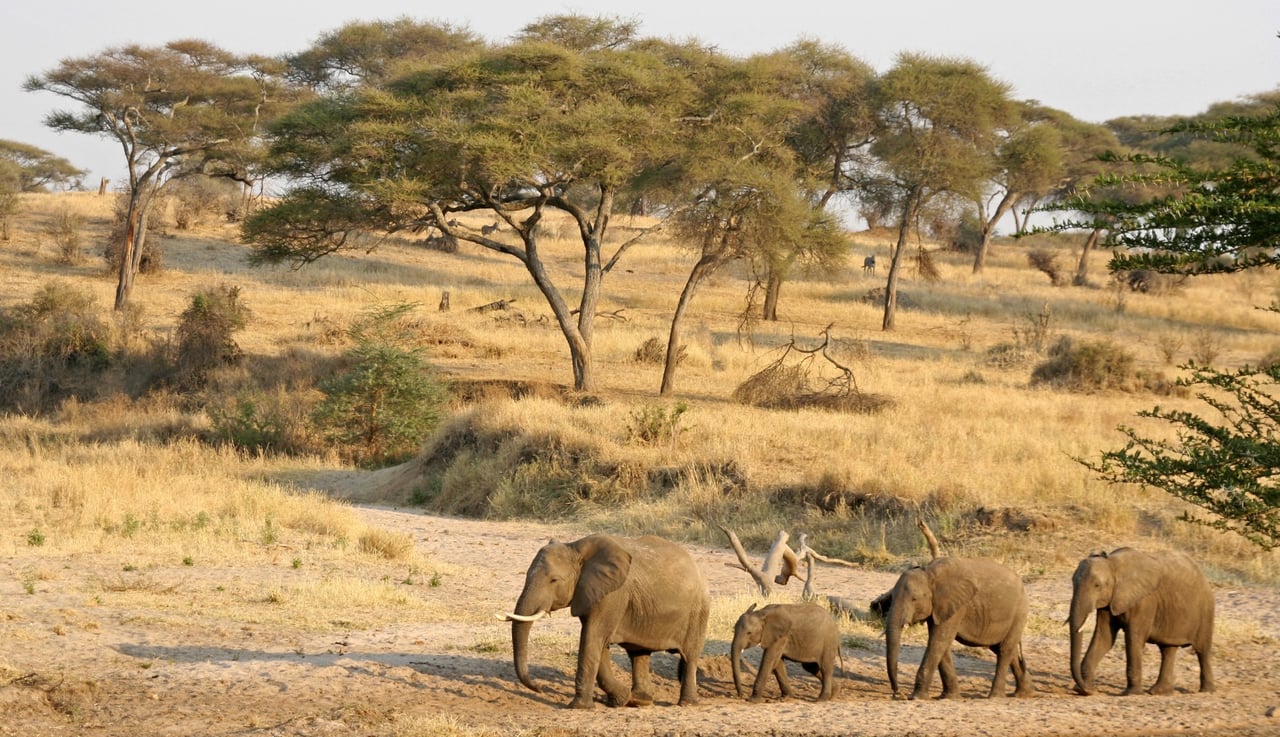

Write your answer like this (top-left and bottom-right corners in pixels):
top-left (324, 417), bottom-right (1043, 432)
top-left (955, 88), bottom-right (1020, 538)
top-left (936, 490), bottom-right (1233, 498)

top-left (172, 285), bottom-right (248, 390)
top-left (311, 303), bottom-right (450, 467)
top-left (0, 281), bottom-right (113, 412)
top-left (1030, 336), bottom-right (1170, 393)
top-left (626, 402), bottom-right (688, 445)
top-left (207, 395), bottom-right (288, 453)
top-left (1027, 249), bottom-right (1064, 285)
top-left (44, 207), bottom-right (85, 264)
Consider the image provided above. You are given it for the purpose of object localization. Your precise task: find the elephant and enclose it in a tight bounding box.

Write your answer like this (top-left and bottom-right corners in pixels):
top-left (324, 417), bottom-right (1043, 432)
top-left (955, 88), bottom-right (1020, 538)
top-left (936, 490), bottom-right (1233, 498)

top-left (498, 534), bottom-right (710, 709)
top-left (731, 602), bottom-right (841, 702)
top-left (885, 557), bottom-right (1033, 700)
top-left (1069, 547), bottom-right (1215, 696)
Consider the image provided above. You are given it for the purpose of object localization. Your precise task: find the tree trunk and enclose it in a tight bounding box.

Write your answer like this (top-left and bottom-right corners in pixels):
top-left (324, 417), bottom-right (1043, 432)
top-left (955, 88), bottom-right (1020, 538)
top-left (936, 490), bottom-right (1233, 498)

top-left (761, 267), bottom-right (782, 321)
top-left (972, 191), bottom-right (1016, 274)
top-left (661, 254), bottom-right (721, 395)
top-left (520, 229), bottom-right (597, 392)
top-left (1073, 227), bottom-right (1102, 286)
top-left (882, 189), bottom-right (921, 331)
top-left (114, 187), bottom-right (150, 310)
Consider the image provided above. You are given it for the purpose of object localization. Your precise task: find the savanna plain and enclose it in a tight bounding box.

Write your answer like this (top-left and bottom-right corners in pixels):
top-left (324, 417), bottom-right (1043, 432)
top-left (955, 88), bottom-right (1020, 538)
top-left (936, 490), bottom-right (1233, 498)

top-left (1, 192), bottom-right (1278, 736)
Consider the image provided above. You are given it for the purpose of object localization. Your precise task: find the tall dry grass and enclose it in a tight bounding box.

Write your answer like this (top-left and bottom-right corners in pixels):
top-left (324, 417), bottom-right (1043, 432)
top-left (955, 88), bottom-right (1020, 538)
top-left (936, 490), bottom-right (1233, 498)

top-left (2, 192), bottom-right (1277, 584)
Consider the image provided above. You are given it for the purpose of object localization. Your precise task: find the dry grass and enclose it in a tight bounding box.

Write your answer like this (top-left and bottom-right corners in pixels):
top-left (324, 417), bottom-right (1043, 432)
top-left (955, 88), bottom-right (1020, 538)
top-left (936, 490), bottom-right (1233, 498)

top-left (1, 192), bottom-right (1278, 589)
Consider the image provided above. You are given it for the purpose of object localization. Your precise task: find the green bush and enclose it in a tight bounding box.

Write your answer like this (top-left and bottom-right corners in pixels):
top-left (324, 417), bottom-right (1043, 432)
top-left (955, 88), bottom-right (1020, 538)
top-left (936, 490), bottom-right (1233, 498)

top-left (208, 395), bottom-right (288, 453)
top-left (311, 303), bottom-right (450, 467)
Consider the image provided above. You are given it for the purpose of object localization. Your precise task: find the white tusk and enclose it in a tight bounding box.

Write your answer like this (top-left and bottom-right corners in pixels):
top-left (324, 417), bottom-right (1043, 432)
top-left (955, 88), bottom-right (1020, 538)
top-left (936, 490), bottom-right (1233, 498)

top-left (496, 610), bottom-right (549, 623)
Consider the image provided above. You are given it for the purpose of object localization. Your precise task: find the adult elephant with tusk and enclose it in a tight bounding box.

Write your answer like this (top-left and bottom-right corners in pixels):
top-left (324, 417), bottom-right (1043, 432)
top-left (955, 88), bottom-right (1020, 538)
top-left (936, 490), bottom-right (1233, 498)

top-left (1068, 547), bottom-right (1214, 696)
top-left (497, 534), bottom-right (709, 709)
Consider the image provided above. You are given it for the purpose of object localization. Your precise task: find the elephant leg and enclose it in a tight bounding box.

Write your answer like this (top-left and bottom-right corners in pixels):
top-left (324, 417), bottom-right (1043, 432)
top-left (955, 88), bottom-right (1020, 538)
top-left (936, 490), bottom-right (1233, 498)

top-left (816, 654), bottom-right (835, 702)
top-left (595, 645), bottom-right (631, 707)
top-left (937, 647), bottom-right (961, 699)
top-left (627, 652), bottom-right (653, 707)
top-left (752, 645), bottom-right (787, 702)
top-left (1080, 618), bottom-right (1117, 693)
top-left (1121, 629), bottom-right (1147, 696)
top-left (1149, 645), bottom-right (1178, 695)
top-left (570, 625), bottom-right (605, 709)
top-left (1196, 645), bottom-right (1215, 693)
top-left (677, 622), bottom-right (705, 707)
top-left (773, 659), bottom-right (795, 699)
top-left (1011, 646), bottom-right (1034, 697)
top-left (987, 643), bottom-right (1011, 698)
top-left (911, 623), bottom-right (952, 699)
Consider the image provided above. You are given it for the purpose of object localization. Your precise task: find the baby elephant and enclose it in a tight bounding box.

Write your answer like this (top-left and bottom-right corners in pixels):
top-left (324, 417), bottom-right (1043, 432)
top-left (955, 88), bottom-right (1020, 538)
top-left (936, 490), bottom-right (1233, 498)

top-left (731, 602), bottom-right (841, 702)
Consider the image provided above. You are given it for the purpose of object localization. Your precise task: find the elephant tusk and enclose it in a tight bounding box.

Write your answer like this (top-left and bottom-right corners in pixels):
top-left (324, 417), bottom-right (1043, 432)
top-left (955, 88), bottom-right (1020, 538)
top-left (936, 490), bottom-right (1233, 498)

top-left (496, 610), bottom-right (549, 623)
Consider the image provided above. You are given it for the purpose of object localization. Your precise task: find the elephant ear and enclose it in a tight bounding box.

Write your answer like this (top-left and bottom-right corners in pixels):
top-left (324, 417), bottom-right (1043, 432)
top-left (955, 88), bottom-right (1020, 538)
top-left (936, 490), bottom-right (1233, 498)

top-left (931, 570), bottom-right (979, 624)
top-left (762, 613), bottom-right (788, 644)
top-left (1110, 554), bottom-right (1160, 615)
top-left (571, 537), bottom-right (632, 617)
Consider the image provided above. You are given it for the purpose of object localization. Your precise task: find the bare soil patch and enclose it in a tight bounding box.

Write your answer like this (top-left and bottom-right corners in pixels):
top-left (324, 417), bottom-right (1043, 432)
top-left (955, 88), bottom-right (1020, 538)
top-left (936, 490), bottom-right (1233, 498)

top-left (2, 505), bottom-right (1278, 736)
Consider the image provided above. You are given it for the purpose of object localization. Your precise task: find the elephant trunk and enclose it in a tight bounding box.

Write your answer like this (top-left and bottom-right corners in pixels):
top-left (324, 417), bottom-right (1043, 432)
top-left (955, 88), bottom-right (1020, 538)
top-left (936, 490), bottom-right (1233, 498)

top-left (730, 631), bottom-right (748, 698)
top-left (885, 601), bottom-right (907, 698)
top-left (509, 588), bottom-right (546, 693)
top-left (1068, 592), bottom-right (1092, 695)
top-left (511, 619), bottom-right (540, 693)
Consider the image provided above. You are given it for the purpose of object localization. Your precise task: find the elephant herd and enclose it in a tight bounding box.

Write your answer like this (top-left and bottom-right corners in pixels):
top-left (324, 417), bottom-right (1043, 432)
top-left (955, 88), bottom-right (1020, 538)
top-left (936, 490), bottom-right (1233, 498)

top-left (497, 534), bottom-right (1215, 709)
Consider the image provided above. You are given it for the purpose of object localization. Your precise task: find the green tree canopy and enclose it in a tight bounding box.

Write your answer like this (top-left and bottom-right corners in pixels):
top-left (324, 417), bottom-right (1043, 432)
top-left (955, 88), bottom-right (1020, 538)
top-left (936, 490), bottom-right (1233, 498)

top-left (868, 53), bottom-right (1015, 329)
top-left (245, 16), bottom-right (703, 391)
top-left (286, 17), bottom-right (483, 92)
top-left (0, 140), bottom-right (85, 192)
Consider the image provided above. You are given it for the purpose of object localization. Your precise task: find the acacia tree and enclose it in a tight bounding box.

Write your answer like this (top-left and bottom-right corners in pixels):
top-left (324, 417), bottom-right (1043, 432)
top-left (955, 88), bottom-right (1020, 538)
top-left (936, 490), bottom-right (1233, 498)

top-left (868, 53), bottom-right (1014, 330)
top-left (754, 41), bottom-right (875, 320)
top-left (245, 16), bottom-right (696, 392)
top-left (1059, 103), bottom-right (1280, 550)
top-left (0, 140), bottom-right (85, 191)
top-left (654, 48), bottom-right (848, 393)
top-left (968, 102), bottom-right (1063, 274)
top-left (25, 41), bottom-right (294, 309)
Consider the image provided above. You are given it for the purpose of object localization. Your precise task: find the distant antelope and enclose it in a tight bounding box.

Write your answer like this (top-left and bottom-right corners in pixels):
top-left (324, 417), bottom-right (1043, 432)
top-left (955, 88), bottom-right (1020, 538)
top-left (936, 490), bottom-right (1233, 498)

top-left (863, 254), bottom-right (876, 275)
top-left (480, 222), bottom-right (500, 236)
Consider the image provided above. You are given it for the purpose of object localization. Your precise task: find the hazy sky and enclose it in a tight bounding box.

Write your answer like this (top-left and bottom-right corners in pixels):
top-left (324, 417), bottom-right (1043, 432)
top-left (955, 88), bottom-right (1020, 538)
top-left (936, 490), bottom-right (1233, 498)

top-left (4, 1), bottom-right (1278, 185)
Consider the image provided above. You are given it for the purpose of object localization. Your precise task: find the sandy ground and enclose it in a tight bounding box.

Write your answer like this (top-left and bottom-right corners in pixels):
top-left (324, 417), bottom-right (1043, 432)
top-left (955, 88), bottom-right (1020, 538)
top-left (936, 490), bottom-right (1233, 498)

top-left (2, 505), bottom-right (1278, 736)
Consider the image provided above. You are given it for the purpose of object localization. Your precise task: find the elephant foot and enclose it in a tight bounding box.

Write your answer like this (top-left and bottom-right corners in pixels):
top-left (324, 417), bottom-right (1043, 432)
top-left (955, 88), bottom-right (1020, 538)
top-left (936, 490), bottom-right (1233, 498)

top-left (677, 696), bottom-right (700, 707)
top-left (1147, 684), bottom-right (1175, 696)
top-left (748, 694), bottom-right (766, 704)
top-left (1013, 686), bottom-right (1035, 698)
top-left (625, 691), bottom-right (653, 708)
top-left (908, 690), bottom-right (933, 701)
top-left (1199, 683), bottom-right (1216, 694)
top-left (1121, 686), bottom-right (1144, 697)
top-left (567, 696), bottom-right (596, 710)
top-left (1073, 684), bottom-right (1095, 696)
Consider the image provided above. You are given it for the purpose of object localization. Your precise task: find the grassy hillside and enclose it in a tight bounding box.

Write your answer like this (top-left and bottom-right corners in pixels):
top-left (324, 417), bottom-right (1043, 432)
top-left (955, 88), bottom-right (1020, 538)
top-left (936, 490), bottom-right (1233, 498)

top-left (2, 190), bottom-right (1276, 583)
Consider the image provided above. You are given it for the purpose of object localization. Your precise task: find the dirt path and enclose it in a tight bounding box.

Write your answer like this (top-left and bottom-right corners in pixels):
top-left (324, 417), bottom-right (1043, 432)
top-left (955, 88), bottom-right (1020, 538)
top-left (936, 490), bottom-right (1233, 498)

top-left (2, 505), bottom-right (1278, 736)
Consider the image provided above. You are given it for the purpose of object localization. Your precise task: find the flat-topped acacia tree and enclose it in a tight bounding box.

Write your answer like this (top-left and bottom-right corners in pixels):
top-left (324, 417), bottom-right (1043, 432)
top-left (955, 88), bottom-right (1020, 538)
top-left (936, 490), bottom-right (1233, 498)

top-left (245, 16), bottom-right (703, 392)
top-left (26, 41), bottom-right (293, 309)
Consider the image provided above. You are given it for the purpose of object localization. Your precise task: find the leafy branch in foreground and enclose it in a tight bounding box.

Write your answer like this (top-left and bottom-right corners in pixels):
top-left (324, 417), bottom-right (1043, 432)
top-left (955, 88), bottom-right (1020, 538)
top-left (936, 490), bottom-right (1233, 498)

top-left (1081, 363), bottom-right (1280, 550)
